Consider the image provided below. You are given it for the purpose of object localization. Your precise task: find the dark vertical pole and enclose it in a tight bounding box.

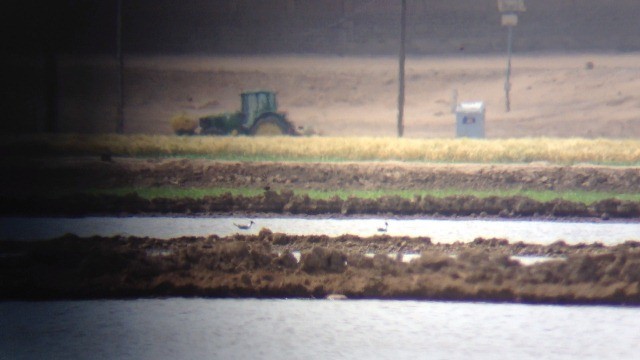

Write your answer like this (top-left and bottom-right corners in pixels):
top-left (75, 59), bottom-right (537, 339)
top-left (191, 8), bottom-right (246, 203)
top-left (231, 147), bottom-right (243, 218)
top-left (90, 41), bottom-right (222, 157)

top-left (504, 25), bottom-right (513, 112)
top-left (116, 0), bottom-right (125, 134)
top-left (397, 0), bottom-right (406, 137)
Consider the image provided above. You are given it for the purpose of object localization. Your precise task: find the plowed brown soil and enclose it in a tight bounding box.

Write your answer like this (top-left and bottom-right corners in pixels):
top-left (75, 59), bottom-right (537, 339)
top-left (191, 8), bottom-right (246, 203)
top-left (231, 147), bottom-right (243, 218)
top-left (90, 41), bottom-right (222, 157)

top-left (3, 157), bottom-right (640, 218)
top-left (3, 233), bottom-right (639, 304)
top-left (6, 157), bottom-right (640, 192)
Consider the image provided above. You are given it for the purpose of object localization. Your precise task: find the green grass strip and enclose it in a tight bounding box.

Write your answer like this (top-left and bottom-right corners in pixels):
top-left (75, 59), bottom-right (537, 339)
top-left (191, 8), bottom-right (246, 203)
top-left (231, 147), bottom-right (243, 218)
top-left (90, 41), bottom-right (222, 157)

top-left (84, 186), bottom-right (640, 205)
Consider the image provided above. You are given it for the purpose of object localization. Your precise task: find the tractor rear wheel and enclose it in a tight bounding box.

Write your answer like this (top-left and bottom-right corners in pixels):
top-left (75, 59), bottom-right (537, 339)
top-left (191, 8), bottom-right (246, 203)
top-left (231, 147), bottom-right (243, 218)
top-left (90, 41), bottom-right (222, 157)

top-left (250, 115), bottom-right (292, 136)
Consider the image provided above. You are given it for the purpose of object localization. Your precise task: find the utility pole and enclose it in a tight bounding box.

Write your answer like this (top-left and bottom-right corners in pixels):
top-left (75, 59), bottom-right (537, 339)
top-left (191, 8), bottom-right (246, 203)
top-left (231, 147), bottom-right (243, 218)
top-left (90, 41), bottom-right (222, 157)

top-left (397, 0), bottom-right (406, 137)
top-left (505, 24), bottom-right (513, 112)
top-left (497, 0), bottom-right (525, 112)
top-left (116, 0), bottom-right (125, 134)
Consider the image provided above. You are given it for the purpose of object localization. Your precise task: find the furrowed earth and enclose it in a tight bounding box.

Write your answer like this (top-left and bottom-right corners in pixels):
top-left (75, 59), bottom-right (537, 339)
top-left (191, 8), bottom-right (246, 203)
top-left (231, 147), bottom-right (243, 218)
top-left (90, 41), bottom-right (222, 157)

top-left (2, 157), bottom-right (640, 219)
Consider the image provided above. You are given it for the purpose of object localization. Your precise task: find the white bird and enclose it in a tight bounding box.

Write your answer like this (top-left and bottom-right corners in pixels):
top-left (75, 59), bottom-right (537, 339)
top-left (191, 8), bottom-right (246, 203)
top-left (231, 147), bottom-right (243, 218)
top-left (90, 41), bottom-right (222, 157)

top-left (234, 220), bottom-right (255, 230)
top-left (377, 221), bottom-right (388, 232)
top-left (326, 294), bottom-right (348, 300)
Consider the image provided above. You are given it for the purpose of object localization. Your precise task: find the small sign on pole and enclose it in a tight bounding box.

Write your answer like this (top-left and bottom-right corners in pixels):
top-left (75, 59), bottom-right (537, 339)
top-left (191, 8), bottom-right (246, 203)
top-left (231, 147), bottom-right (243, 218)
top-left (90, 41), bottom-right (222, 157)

top-left (497, 0), bottom-right (525, 112)
top-left (501, 13), bottom-right (518, 27)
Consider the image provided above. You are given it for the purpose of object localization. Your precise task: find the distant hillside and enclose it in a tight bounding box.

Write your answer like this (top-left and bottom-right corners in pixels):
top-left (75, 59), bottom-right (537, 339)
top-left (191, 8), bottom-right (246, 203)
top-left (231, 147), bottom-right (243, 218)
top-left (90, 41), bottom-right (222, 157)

top-left (119, 0), bottom-right (640, 55)
top-left (5, 0), bottom-right (640, 55)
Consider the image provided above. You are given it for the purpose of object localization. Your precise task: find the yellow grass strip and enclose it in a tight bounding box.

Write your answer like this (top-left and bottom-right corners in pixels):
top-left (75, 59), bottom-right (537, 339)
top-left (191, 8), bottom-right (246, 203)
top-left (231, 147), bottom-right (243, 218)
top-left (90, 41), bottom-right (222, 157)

top-left (4, 134), bottom-right (640, 164)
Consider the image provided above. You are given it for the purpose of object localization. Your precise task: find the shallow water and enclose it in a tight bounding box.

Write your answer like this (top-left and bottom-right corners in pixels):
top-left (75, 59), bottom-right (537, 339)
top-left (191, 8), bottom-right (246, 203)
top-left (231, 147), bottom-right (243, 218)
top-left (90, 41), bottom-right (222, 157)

top-left (1, 299), bottom-right (639, 360)
top-left (1, 216), bottom-right (638, 245)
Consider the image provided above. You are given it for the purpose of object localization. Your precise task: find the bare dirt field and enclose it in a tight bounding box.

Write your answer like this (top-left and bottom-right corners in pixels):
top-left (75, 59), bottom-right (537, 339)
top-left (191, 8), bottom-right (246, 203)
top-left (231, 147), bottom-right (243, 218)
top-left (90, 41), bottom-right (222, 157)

top-left (58, 53), bottom-right (640, 138)
top-left (7, 157), bottom-right (640, 193)
top-left (3, 233), bottom-right (640, 304)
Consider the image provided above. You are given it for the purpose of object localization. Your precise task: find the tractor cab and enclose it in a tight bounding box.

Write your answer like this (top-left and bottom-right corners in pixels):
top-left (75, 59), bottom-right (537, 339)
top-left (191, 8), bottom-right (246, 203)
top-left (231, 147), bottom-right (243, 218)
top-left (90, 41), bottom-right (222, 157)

top-left (241, 90), bottom-right (278, 129)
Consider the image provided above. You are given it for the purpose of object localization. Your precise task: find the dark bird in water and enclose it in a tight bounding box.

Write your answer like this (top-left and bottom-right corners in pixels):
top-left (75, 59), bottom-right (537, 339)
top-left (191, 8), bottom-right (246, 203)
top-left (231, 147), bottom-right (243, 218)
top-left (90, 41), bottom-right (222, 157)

top-left (234, 220), bottom-right (255, 230)
top-left (377, 221), bottom-right (388, 232)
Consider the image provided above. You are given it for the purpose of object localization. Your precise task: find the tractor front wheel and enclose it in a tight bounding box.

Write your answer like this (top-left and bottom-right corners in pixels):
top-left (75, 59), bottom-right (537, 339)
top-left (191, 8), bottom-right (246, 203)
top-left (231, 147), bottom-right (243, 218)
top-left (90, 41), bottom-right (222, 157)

top-left (250, 115), bottom-right (292, 136)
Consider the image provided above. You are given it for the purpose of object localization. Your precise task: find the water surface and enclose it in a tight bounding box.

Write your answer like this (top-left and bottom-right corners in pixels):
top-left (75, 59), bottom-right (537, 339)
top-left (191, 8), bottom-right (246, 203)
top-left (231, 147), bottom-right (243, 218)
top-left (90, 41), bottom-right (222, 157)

top-left (1, 299), bottom-right (638, 360)
top-left (1, 216), bottom-right (638, 245)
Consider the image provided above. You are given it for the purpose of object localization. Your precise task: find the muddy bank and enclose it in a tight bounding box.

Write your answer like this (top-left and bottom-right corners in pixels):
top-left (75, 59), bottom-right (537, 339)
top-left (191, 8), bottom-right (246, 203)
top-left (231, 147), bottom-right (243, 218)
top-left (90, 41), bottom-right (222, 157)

top-left (3, 190), bottom-right (640, 219)
top-left (2, 232), bottom-right (640, 305)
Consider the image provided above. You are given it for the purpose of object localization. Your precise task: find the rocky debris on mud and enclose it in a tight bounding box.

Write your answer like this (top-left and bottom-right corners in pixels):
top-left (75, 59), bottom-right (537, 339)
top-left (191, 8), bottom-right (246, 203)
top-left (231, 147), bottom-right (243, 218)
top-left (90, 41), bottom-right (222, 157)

top-left (2, 233), bottom-right (640, 305)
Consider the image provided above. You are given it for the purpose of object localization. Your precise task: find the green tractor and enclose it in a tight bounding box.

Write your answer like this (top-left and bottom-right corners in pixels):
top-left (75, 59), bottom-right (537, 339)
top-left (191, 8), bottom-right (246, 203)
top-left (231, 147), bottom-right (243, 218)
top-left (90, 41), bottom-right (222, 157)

top-left (198, 90), bottom-right (298, 136)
